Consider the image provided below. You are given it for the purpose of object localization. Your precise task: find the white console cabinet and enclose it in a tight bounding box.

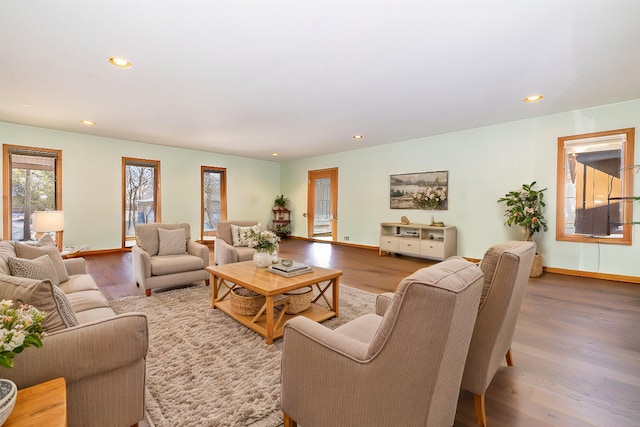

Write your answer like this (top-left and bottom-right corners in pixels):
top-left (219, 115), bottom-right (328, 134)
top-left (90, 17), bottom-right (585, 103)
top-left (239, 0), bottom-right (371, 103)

top-left (379, 222), bottom-right (457, 261)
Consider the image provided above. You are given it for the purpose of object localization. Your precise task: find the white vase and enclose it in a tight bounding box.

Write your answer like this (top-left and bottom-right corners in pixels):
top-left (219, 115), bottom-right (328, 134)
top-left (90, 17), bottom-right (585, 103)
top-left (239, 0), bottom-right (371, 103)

top-left (271, 250), bottom-right (279, 264)
top-left (0, 379), bottom-right (17, 425)
top-left (253, 251), bottom-right (272, 268)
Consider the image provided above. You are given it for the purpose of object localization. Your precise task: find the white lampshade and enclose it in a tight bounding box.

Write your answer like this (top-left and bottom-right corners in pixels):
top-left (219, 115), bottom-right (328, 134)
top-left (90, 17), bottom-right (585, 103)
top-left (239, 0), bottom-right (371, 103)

top-left (32, 210), bottom-right (65, 232)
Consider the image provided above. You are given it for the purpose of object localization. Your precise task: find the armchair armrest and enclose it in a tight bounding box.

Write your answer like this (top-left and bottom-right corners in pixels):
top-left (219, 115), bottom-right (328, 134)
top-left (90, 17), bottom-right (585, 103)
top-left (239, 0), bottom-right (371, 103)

top-left (63, 257), bottom-right (86, 275)
top-left (283, 316), bottom-right (369, 362)
top-left (187, 240), bottom-right (209, 265)
top-left (132, 245), bottom-right (152, 283)
top-left (214, 238), bottom-right (239, 265)
top-left (2, 313), bottom-right (148, 389)
top-left (375, 292), bottom-right (394, 316)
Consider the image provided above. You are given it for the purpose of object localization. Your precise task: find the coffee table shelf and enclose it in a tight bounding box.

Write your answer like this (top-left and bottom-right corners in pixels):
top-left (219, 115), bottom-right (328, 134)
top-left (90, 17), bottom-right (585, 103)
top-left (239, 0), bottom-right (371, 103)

top-left (214, 299), bottom-right (336, 342)
top-left (207, 261), bottom-right (342, 344)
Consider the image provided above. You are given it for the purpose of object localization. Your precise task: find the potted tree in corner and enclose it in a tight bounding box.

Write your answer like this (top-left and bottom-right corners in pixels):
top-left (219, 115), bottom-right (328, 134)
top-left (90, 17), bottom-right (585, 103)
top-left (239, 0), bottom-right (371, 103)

top-left (498, 181), bottom-right (548, 277)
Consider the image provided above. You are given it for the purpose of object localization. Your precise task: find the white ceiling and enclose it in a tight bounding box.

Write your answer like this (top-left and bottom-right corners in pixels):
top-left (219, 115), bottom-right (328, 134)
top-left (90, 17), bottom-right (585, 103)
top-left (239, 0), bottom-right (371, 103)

top-left (1, 1), bottom-right (640, 162)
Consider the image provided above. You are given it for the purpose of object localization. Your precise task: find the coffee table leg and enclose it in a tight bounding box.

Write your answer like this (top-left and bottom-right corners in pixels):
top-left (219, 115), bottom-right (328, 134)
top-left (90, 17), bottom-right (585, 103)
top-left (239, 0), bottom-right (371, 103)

top-left (265, 295), bottom-right (274, 345)
top-left (211, 274), bottom-right (219, 308)
top-left (333, 277), bottom-right (340, 316)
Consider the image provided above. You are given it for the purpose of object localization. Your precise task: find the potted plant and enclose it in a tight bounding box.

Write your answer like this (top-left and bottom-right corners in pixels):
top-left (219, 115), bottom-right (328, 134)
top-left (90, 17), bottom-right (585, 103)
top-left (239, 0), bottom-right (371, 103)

top-left (274, 223), bottom-right (291, 238)
top-left (498, 181), bottom-right (547, 277)
top-left (274, 194), bottom-right (289, 211)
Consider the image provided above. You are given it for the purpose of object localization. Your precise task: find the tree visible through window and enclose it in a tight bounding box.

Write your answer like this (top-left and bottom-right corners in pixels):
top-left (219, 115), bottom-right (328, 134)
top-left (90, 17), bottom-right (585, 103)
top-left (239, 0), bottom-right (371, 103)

top-left (201, 166), bottom-right (226, 240)
top-left (123, 158), bottom-right (160, 246)
top-left (3, 145), bottom-right (61, 242)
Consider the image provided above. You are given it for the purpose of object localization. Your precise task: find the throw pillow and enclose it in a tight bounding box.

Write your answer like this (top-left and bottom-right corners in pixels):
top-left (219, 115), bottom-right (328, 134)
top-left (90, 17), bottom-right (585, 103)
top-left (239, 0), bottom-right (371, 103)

top-left (8, 255), bottom-right (60, 287)
top-left (0, 273), bottom-right (79, 332)
top-left (157, 228), bottom-right (187, 256)
top-left (15, 242), bottom-right (69, 283)
top-left (230, 224), bottom-right (260, 247)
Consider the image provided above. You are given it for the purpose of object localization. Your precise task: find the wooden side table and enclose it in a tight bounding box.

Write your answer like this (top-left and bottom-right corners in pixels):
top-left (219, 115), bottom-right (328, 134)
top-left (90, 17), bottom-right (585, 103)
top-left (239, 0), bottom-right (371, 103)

top-left (4, 377), bottom-right (67, 426)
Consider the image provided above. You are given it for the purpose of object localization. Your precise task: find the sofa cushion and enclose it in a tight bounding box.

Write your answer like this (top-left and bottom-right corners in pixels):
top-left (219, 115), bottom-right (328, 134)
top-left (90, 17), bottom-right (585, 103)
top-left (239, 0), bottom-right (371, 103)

top-left (230, 224), bottom-right (260, 247)
top-left (0, 241), bottom-right (16, 275)
top-left (150, 254), bottom-right (205, 276)
top-left (0, 273), bottom-right (78, 332)
top-left (15, 242), bottom-right (69, 283)
top-left (8, 255), bottom-right (60, 287)
top-left (65, 289), bottom-right (110, 314)
top-left (158, 228), bottom-right (187, 256)
top-left (58, 273), bottom-right (100, 294)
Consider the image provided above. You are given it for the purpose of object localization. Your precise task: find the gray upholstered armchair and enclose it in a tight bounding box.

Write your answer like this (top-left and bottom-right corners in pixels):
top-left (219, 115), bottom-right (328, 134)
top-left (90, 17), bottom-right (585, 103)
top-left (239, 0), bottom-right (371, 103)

top-left (214, 220), bottom-right (259, 265)
top-left (280, 257), bottom-right (484, 427)
top-left (460, 241), bottom-right (536, 427)
top-left (132, 223), bottom-right (210, 296)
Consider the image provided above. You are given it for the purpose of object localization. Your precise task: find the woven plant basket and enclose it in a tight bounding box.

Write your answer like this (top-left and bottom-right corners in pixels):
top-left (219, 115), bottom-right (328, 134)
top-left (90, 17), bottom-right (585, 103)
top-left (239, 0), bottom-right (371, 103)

top-left (230, 287), bottom-right (265, 316)
top-left (530, 253), bottom-right (543, 277)
top-left (284, 286), bottom-right (313, 314)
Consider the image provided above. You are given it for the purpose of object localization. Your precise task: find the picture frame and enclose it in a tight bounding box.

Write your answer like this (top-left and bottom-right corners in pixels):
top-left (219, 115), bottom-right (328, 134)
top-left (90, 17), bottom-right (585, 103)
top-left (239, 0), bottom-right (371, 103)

top-left (390, 170), bottom-right (449, 210)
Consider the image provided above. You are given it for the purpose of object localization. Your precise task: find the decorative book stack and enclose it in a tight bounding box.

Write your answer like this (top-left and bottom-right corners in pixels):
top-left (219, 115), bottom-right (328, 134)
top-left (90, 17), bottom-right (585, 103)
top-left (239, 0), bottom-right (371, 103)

top-left (268, 261), bottom-right (312, 277)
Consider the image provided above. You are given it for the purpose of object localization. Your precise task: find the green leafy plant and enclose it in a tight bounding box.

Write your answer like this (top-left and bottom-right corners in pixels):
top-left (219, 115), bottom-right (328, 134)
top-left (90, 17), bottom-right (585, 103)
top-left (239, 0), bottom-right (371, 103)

top-left (274, 194), bottom-right (289, 209)
top-left (0, 300), bottom-right (46, 368)
top-left (274, 223), bottom-right (291, 237)
top-left (498, 181), bottom-right (548, 240)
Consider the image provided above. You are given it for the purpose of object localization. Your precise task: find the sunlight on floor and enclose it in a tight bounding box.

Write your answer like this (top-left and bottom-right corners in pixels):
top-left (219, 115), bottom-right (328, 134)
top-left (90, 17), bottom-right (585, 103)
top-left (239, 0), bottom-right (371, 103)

top-left (309, 241), bottom-right (333, 267)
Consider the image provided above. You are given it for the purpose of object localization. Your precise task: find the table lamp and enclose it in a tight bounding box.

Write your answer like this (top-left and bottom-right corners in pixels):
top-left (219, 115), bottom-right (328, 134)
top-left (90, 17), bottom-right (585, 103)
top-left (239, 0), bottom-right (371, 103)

top-left (32, 210), bottom-right (64, 251)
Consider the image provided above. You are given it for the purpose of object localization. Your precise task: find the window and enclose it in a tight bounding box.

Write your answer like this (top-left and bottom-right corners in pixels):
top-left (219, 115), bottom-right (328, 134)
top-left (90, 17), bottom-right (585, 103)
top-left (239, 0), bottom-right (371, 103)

top-left (201, 166), bottom-right (226, 240)
top-left (556, 128), bottom-right (635, 245)
top-left (123, 158), bottom-right (160, 247)
top-left (2, 144), bottom-right (62, 244)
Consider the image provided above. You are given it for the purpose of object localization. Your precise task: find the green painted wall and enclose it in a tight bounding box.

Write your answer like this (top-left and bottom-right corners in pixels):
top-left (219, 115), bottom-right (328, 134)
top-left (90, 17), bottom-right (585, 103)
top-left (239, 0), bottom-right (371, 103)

top-left (0, 123), bottom-right (280, 250)
top-left (1, 98), bottom-right (638, 277)
top-left (281, 99), bottom-right (640, 277)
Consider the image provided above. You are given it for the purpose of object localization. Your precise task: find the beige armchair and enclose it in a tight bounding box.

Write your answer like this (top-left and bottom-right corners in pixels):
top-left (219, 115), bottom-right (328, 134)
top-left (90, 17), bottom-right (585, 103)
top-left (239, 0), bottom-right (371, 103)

top-left (461, 241), bottom-right (536, 427)
top-left (214, 220), bottom-right (259, 265)
top-left (132, 223), bottom-right (210, 296)
top-left (280, 257), bottom-right (484, 427)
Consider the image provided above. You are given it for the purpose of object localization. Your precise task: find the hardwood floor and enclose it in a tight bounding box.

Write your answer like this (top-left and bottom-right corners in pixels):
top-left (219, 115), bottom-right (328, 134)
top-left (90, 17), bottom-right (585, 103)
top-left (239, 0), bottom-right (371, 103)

top-left (84, 238), bottom-right (640, 427)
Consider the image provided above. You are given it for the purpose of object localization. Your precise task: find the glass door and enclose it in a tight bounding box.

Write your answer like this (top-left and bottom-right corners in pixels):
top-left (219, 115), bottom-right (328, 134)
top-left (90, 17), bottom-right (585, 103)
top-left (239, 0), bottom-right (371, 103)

top-left (307, 168), bottom-right (338, 240)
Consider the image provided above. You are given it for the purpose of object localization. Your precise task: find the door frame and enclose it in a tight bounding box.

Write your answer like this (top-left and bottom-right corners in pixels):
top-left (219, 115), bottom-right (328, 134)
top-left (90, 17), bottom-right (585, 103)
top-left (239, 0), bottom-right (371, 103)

top-left (307, 167), bottom-right (338, 240)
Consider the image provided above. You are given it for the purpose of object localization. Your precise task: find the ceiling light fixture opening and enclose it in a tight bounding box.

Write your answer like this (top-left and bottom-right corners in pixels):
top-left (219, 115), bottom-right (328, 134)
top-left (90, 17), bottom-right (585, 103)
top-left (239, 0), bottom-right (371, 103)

top-left (109, 57), bottom-right (132, 69)
top-left (271, 153), bottom-right (279, 157)
top-left (353, 135), bottom-right (364, 140)
top-left (524, 94), bottom-right (543, 103)
top-left (80, 120), bottom-right (96, 126)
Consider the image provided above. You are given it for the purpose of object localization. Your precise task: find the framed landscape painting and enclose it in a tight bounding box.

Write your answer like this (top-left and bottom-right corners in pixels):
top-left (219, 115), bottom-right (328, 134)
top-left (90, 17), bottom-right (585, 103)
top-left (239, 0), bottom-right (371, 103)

top-left (390, 170), bottom-right (449, 210)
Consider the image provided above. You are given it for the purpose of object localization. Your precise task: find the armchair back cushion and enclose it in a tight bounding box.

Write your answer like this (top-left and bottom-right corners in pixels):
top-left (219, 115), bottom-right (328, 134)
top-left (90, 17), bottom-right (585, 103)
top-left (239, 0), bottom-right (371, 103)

top-left (136, 223), bottom-right (191, 256)
top-left (216, 221), bottom-right (259, 246)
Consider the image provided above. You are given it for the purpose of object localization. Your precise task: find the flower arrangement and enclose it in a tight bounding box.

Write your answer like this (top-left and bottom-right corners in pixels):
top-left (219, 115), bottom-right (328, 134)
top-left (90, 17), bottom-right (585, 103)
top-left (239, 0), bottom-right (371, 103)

top-left (498, 181), bottom-right (548, 240)
top-left (243, 229), bottom-right (280, 253)
top-left (412, 178), bottom-right (447, 210)
top-left (0, 300), bottom-right (46, 369)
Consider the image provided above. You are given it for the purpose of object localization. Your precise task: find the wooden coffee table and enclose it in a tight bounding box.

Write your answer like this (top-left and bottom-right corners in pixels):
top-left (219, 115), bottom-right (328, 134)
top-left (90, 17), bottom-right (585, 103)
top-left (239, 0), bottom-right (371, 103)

top-left (206, 261), bottom-right (342, 344)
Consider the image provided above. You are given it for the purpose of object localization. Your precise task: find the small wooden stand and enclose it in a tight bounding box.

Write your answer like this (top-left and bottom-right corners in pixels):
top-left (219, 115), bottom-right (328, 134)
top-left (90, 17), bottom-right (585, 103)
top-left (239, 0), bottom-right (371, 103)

top-left (4, 377), bottom-right (67, 426)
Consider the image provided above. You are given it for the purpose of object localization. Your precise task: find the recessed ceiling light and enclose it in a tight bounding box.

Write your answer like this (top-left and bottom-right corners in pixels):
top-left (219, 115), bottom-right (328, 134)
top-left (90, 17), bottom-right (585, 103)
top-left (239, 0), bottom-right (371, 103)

top-left (353, 135), bottom-right (364, 140)
top-left (524, 95), bottom-right (543, 102)
top-left (109, 57), bottom-right (132, 69)
top-left (271, 153), bottom-right (279, 157)
top-left (80, 120), bottom-right (95, 126)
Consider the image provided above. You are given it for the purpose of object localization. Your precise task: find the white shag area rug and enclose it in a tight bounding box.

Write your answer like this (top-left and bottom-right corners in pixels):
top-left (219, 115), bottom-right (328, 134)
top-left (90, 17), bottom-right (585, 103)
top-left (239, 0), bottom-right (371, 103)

top-left (110, 283), bottom-right (376, 427)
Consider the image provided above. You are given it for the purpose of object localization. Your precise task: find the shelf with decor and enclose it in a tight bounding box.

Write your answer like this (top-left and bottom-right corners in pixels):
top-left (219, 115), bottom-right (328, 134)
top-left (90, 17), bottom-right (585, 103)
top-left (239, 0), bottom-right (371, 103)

top-left (379, 222), bottom-right (456, 261)
top-left (272, 209), bottom-right (291, 238)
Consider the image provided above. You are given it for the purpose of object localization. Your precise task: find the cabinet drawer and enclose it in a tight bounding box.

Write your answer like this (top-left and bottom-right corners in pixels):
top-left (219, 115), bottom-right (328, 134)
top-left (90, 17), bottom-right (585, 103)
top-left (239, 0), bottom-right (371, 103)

top-left (380, 237), bottom-right (399, 252)
top-left (421, 240), bottom-right (444, 259)
top-left (398, 239), bottom-right (421, 255)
